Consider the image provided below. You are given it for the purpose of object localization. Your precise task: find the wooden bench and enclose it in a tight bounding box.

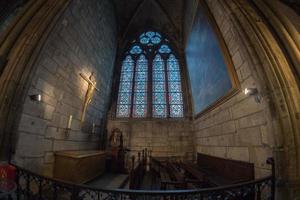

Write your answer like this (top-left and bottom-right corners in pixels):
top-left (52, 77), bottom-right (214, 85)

top-left (196, 153), bottom-right (254, 186)
top-left (180, 162), bottom-right (206, 187)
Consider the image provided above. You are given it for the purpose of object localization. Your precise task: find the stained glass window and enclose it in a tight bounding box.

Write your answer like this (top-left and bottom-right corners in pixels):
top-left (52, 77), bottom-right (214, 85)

top-left (153, 54), bottom-right (167, 117)
top-left (117, 56), bottom-right (134, 117)
top-left (167, 54), bottom-right (184, 117)
top-left (133, 55), bottom-right (148, 117)
top-left (116, 31), bottom-right (184, 118)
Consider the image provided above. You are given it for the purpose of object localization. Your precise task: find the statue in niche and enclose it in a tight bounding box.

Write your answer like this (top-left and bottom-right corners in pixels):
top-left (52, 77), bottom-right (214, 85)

top-left (80, 72), bottom-right (99, 124)
top-left (109, 128), bottom-right (123, 148)
top-left (108, 128), bottom-right (128, 173)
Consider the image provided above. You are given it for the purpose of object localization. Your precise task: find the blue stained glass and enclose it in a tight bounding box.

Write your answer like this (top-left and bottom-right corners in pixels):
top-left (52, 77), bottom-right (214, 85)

top-left (136, 71), bottom-right (147, 81)
top-left (159, 45), bottom-right (171, 54)
top-left (130, 45), bottom-right (142, 54)
top-left (153, 82), bottom-right (165, 92)
top-left (117, 105), bottom-right (130, 117)
top-left (122, 56), bottom-right (134, 71)
top-left (118, 93), bottom-right (131, 104)
top-left (137, 55), bottom-right (148, 69)
top-left (153, 55), bottom-right (164, 71)
top-left (133, 104), bottom-right (147, 117)
top-left (170, 105), bottom-right (183, 118)
top-left (153, 93), bottom-right (166, 104)
top-left (153, 72), bottom-right (165, 81)
top-left (168, 82), bottom-right (181, 92)
top-left (120, 71), bottom-right (133, 81)
top-left (167, 55), bottom-right (180, 71)
top-left (153, 104), bottom-right (167, 118)
top-left (117, 31), bottom-right (184, 118)
top-left (152, 36), bottom-right (161, 44)
top-left (119, 81), bottom-right (132, 92)
top-left (146, 31), bottom-right (155, 38)
top-left (140, 31), bottom-right (161, 45)
top-left (135, 81), bottom-right (147, 92)
top-left (168, 71), bottom-right (180, 81)
top-left (169, 93), bottom-right (183, 104)
top-left (140, 36), bottom-right (150, 44)
top-left (134, 92), bottom-right (147, 104)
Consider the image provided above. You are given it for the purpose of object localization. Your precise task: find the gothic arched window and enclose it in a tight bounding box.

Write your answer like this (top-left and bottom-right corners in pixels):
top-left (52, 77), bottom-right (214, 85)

top-left (116, 31), bottom-right (184, 118)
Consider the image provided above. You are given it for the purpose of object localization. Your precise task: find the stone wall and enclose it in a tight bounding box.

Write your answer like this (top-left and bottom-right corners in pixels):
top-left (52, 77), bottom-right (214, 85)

top-left (188, 0), bottom-right (276, 178)
top-left (12, 0), bottom-right (117, 177)
top-left (107, 119), bottom-right (194, 165)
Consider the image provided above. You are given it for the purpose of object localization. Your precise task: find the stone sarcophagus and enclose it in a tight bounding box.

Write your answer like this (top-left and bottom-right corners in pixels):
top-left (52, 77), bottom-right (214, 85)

top-left (54, 150), bottom-right (106, 184)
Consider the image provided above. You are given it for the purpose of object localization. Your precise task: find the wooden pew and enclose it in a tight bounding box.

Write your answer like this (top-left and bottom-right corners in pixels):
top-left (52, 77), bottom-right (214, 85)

top-left (196, 153), bottom-right (254, 186)
top-left (180, 162), bottom-right (206, 187)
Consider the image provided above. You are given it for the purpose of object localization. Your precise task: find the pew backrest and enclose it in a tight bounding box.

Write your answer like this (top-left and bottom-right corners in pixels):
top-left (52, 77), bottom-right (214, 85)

top-left (197, 153), bottom-right (254, 183)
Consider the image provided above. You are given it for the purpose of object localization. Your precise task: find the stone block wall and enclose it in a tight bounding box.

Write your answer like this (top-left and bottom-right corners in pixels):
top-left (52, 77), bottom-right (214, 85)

top-left (12, 0), bottom-right (117, 177)
top-left (107, 120), bottom-right (194, 165)
top-left (189, 0), bottom-right (276, 178)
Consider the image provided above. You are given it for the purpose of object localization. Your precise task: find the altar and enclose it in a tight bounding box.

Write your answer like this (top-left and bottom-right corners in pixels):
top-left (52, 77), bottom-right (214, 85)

top-left (54, 150), bottom-right (106, 184)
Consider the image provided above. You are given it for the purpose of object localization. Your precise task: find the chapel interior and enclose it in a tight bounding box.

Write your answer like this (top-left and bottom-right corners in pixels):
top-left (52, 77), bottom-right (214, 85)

top-left (0, 0), bottom-right (300, 199)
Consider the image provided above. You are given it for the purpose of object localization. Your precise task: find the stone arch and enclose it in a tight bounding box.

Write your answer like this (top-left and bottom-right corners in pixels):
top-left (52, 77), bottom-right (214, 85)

top-left (0, 0), bottom-right (71, 160)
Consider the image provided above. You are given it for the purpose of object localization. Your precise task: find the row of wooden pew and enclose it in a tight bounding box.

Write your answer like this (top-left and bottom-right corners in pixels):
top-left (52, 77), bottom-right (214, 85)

top-left (150, 153), bottom-right (255, 190)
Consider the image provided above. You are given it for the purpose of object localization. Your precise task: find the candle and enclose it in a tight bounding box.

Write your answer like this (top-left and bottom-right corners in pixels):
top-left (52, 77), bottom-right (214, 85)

top-left (67, 115), bottom-right (72, 129)
top-left (92, 123), bottom-right (95, 134)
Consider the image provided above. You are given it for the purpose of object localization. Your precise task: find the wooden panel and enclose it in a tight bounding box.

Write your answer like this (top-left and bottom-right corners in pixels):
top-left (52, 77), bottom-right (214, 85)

top-left (54, 150), bottom-right (106, 184)
top-left (197, 153), bottom-right (254, 182)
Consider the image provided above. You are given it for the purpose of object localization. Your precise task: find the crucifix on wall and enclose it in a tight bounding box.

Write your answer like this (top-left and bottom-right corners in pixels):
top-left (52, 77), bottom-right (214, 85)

top-left (80, 72), bottom-right (100, 124)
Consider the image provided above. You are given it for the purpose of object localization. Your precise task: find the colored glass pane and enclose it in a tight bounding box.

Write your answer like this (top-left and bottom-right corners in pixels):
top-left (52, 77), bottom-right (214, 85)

top-left (159, 45), bottom-right (171, 54)
top-left (117, 105), bottom-right (130, 117)
top-left (134, 92), bottom-right (147, 104)
top-left (168, 71), bottom-right (181, 81)
top-left (168, 82), bottom-right (181, 92)
top-left (121, 56), bottom-right (134, 71)
top-left (153, 104), bottom-right (167, 118)
top-left (153, 72), bottom-right (165, 81)
top-left (140, 31), bottom-right (161, 45)
top-left (170, 104), bottom-right (183, 118)
top-left (135, 81), bottom-right (147, 92)
top-left (117, 31), bottom-right (184, 118)
top-left (169, 93), bottom-right (183, 104)
top-left (167, 55), bottom-right (180, 71)
top-left (153, 55), bottom-right (164, 70)
top-left (130, 45), bottom-right (142, 54)
top-left (119, 81), bottom-right (132, 92)
top-left (153, 93), bottom-right (166, 105)
top-left (118, 92), bottom-right (131, 104)
top-left (133, 104), bottom-right (147, 117)
top-left (121, 70), bottom-right (133, 81)
top-left (153, 82), bottom-right (165, 92)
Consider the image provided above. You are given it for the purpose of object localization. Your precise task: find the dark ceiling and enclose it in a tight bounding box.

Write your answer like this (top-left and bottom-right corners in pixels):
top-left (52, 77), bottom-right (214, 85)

top-left (112, 0), bottom-right (185, 43)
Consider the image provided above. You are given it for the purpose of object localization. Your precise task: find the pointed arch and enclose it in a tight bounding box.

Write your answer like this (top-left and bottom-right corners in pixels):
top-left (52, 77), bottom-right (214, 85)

top-left (116, 31), bottom-right (184, 118)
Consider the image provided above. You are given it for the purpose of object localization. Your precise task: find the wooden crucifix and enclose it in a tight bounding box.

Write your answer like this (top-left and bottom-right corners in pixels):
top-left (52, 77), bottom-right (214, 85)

top-left (80, 72), bottom-right (100, 124)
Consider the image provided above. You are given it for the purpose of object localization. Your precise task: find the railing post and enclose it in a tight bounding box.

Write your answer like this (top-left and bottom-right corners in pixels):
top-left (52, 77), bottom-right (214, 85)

top-left (144, 148), bottom-right (148, 171)
top-left (256, 183), bottom-right (262, 200)
top-left (15, 167), bottom-right (20, 200)
top-left (129, 155), bottom-right (135, 189)
top-left (71, 185), bottom-right (79, 200)
top-left (138, 152), bottom-right (141, 163)
top-left (267, 157), bottom-right (275, 200)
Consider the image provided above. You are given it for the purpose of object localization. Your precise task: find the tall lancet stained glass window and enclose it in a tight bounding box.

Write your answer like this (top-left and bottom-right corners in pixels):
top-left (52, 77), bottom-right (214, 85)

top-left (116, 31), bottom-right (184, 118)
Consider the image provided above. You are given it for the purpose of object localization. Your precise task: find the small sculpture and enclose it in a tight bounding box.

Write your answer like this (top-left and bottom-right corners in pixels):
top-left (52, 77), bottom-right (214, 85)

top-left (80, 72), bottom-right (99, 124)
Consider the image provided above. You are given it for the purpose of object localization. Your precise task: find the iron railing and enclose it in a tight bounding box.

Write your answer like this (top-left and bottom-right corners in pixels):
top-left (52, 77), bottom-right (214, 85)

top-left (13, 164), bottom-right (274, 200)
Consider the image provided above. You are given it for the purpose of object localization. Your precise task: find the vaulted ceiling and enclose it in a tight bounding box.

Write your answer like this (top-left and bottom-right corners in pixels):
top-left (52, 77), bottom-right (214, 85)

top-left (112, 0), bottom-right (185, 45)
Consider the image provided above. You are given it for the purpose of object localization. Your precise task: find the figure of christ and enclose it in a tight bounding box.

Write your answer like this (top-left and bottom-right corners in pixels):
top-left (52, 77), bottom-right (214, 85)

top-left (80, 72), bottom-right (99, 124)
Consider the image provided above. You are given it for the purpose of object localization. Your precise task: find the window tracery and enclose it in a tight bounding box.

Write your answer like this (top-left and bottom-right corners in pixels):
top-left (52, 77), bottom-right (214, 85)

top-left (116, 31), bottom-right (184, 118)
